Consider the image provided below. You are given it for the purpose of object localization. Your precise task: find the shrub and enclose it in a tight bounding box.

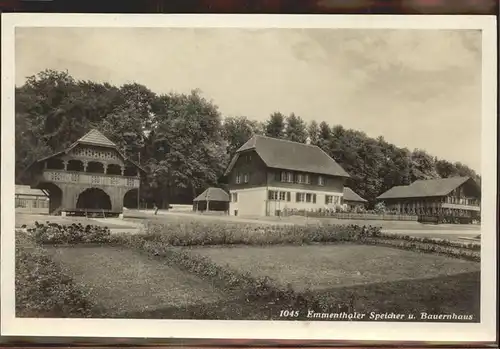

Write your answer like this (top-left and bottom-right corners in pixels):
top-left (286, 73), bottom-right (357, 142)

top-left (15, 232), bottom-right (100, 317)
top-left (27, 221), bottom-right (111, 245)
top-left (139, 221), bottom-right (382, 247)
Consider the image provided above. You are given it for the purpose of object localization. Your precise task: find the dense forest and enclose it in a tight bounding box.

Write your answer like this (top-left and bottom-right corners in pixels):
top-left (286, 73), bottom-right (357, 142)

top-left (15, 70), bottom-right (480, 208)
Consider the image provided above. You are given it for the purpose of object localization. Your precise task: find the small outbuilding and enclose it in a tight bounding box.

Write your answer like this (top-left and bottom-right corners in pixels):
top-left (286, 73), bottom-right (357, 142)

top-left (343, 187), bottom-right (367, 211)
top-left (193, 187), bottom-right (230, 213)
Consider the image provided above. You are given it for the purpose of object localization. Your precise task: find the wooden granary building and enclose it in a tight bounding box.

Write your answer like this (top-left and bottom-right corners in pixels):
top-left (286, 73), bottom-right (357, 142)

top-left (23, 129), bottom-right (144, 217)
top-left (376, 176), bottom-right (481, 224)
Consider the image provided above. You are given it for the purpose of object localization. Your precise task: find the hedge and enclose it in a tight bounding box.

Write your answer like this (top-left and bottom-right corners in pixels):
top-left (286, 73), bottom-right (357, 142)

top-left (135, 221), bottom-right (381, 246)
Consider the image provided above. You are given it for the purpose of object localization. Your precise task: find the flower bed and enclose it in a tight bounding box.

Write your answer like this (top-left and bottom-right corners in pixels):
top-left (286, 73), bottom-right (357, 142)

top-left (133, 221), bottom-right (381, 246)
top-left (15, 232), bottom-right (101, 317)
top-left (27, 221), bottom-right (112, 245)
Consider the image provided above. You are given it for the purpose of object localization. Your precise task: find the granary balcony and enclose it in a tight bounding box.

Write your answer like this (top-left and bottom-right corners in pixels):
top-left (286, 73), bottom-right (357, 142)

top-left (39, 169), bottom-right (140, 188)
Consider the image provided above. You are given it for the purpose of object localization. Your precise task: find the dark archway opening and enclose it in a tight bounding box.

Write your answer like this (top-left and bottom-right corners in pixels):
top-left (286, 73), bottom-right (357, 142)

top-left (46, 158), bottom-right (64, 170)
top-left (123, 188), bottom-right (139, 209)
top-left (87, 161), bottom-right (104, 174)
top-left (107, 164), bottom-right (122, 175)
top-left (67, 159), bottom-right (84, 172)
top-left (76, 188), bottom-right (112, 211)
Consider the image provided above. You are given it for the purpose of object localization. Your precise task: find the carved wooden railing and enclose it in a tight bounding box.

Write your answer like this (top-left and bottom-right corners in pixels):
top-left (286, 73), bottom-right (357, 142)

top-left (42, 170), bottom-right (140, 188)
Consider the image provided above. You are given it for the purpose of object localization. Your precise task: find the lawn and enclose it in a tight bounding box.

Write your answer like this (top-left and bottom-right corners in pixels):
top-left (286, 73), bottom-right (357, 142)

top-left (45, 245), bottom-right (225, 316)
top-left (188, 244), bottom-right (480, 292)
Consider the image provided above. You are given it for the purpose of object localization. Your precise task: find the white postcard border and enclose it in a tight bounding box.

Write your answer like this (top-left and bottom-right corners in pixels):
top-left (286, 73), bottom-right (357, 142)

top-left (1, 13), bottom-right (497, 342)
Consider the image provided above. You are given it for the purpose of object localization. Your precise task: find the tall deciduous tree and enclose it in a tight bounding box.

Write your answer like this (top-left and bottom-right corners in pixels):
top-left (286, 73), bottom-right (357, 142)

top-left (222, 116), bottom-right (262, 156)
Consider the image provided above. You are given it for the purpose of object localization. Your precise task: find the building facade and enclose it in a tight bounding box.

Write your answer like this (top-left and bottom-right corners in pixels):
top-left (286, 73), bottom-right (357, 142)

top-left (224, 135), bottom-right (350, 216)
top-left (23, 129), bottom-right (144, 217)
top-left (376, 176), bottom-right (481, 223)
top-left (343, 187), bottom-right (367, 211)
top-left (193, 187), bottom-right (230, 213)
top-left (15, 185), bottom-right (50, 214)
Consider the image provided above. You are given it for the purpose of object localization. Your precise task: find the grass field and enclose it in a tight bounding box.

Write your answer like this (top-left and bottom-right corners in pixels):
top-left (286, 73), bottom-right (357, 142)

top-left (188, 244), bottom-right (480, 292)
top-left (46, 245), bottom-right (225, 316)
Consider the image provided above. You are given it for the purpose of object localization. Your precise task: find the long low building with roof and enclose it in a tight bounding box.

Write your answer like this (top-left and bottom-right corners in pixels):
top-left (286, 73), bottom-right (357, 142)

top-left (376, 176), bottom-right (480, 223)
top-left (224, 135), bottom-right (350, 216)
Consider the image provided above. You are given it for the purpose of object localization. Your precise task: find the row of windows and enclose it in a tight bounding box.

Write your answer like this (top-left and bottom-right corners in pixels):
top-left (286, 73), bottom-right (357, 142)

top-left (231, 191), bottom-right (342, 204)
top-left (15, 198), bottom-right (49, 208)
top-left (277, 171), bottom-right (325, 186)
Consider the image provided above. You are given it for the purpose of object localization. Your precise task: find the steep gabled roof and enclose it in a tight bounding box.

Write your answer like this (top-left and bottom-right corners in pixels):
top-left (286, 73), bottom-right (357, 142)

top-left (71, 129), bottom-right (117, 148)
top-left (193, 187), bottom-right (230, 202)
top-left (25, 129), bottom-right (146, 174)
top-left (377, 176), bottom-right (473, 199)
top-left (343, 187), bottom-right (367, 202)
top-left (225, 135), bottom-right (350, 178)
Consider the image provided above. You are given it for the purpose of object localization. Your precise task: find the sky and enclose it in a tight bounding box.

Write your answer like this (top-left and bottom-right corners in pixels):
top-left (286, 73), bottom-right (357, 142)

top-left (15, 27), bottom-right (482, 172)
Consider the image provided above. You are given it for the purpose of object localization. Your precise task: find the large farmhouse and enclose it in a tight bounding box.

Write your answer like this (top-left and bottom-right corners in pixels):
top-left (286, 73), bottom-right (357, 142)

top-left (22, 129), bottom-right (145, 217)
top-left (224, 135), bottom-right (350, 216)
top-left (376, 176), bottom-right (481, 223)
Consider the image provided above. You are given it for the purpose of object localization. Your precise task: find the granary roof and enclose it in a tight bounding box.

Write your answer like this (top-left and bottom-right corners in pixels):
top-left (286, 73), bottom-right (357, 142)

top-left (71, 129), bottom-right (117, 148)
top-left (193, 187), bottom-right (230, 202)
top-left (225, 135), bottom-right (350, 178)
top-left (377, 176), bottom-right (474, 200)
top-left (343, 187), bottom-right (367, 202)
top-left (25, 129), bottom-right (146, 174)
top-left (15, 185), bottom-right (47, 197)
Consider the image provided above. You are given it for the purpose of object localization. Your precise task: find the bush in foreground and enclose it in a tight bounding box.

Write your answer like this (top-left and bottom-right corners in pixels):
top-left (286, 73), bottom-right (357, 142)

top-left (27, 221), bottom-right (111, 245)
top-left (15, 232), bottom-right (99, 317)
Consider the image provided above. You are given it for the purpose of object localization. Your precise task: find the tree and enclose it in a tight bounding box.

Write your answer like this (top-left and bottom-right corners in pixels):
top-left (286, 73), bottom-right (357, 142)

top-left (145, 90), bottom-right (229, 206)
top-left (284, 113), bottom-right (308, 143)
top-left (307, 120), bottom-right (320, 145)
top-left (265, 112), bottom-right (285, 138)
top-left (222, 116), bottom-right (262, 156)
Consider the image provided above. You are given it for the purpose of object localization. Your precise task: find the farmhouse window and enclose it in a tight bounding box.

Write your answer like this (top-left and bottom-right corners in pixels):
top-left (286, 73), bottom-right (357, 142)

top-left (296, 174), bottom-right (304, 183)
top-left (318, 176), bottom-right (324, 186)
top-left (279, 191), bottom-right (286, 201)
top-left (236, 173), bottom-right (241, 184)
top-left (325, 195), bottom-right (333, 204)
top-left (305, 174), bottom-right (311, 184)
top-left (305, 193), bottom-right (312, 203)
top-left (281, 171), bottom-right (287, 182)
top-left (269, 190), bottom-right (279, 201)
top-left (296, 192), bottom-right (305, 202)
top-left (232, 193), bottom-right (238, 202)
top-left (244, 173), bottom-right (249, 183)
top-left (287, 172), bottom-right (293, 182)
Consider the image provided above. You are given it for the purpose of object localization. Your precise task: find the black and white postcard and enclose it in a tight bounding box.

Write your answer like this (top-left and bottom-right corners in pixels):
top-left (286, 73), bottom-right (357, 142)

top-left (1, 13), bottom-right (497, 343)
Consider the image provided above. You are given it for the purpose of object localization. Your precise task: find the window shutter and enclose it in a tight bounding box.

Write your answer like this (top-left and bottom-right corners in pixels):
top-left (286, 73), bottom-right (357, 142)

top-left (313, 194), bottom-right (316, 204)
top-left (287, 192), bottom-right (291, 202)
top-left (296, 192), bottom-right (300, 202)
